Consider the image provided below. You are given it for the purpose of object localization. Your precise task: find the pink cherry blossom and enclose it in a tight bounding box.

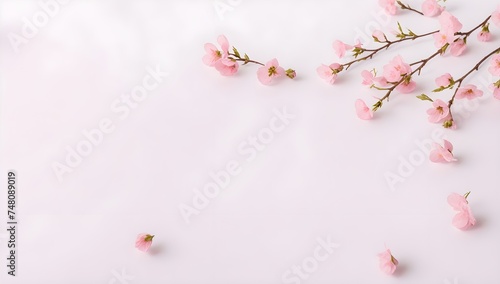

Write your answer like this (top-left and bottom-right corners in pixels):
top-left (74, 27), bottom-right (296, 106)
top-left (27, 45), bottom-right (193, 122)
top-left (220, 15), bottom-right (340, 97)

top-left (135, 233), bottom-right (154, 252)
top-left (492, 6), bottom-right (500, 27)
top-left (215, 58), bottom-right (239, 76)
top-left (396, 80), bottom-right (416, 93)
top-left (455, 84), bottom-right (483, 100)
top-left (488, 54), bottom-right (500, 76)
top-left (490, 83), bottom-right (500, 100)
top-left (257, 58), bottom-right (285, 85)
top-left (435, 73), bottom-right (453, 88)
top-left (478, 31), bottom-right (491, 42)
top-left (361, 70), bottom-right (374, 86)
top-left (439, 11), bottom-right (463, 36)
top-left (433, 32), bottom-right (451, 48)
top-left (452, 206), bottom-right (476, 230)
top-left (355, 99), bottom-right (373, 120)
top-left (427, 99), bottom-right (450, 123)
top-left (447, 192), bottom-right (468, 211)
top-left (422, 0), bottom-right (444, 17)
top-left (372, 30), bottom-right (386, 42)
top-left (450, 39), bottom-right (466, 56)
top-left (379, 0), bottom-right (397, 15)
top-left (430, 139), bottom-right (457, 163)
top-left (378, 249), bottom-right (398, 275)
top-left (317, 63), bottom-right (341, 85)
top-left (332, 40), bottom-right (352, 58)
top-left (202, 35), bottom-right (230, 66)
top-left (383, 55), bottom-right (412, 82)
top-left (448, 192), bottom-right (476, 230)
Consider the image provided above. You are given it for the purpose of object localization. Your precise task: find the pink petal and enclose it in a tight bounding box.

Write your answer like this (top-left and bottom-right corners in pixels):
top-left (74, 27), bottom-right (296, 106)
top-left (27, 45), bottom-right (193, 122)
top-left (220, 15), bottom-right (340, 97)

top-left (447, 193), bottom-right (467, 210)
top-left (452, 211), bottom-right (470, 230)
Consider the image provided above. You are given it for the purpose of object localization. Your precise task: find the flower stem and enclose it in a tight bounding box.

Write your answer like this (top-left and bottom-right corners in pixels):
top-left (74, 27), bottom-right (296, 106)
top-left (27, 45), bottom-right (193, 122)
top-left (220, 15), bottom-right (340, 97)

top-left (228, 52), bottom-right (264, 66)
top-left (456, 16), bottom-right (492, 39)
top-left (397, 0), bottom-right (424, 15)
top-left (342, 30), bottom-right (439, 70)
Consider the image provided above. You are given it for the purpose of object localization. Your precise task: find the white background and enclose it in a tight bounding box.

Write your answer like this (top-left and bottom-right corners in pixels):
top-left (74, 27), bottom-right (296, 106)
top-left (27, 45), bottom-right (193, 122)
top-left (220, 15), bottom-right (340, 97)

top-left (1, 0), bottom-right (500, 283)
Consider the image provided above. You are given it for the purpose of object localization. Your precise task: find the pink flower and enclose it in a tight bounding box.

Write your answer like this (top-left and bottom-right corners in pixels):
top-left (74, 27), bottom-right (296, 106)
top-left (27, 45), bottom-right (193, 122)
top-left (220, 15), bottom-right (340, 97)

top-left (372, 30), bottom-right (386, 42)
top-left (492, 6), bottom-right (500, 27)
top-left (448, 192), bottom-right (476, 230)
top-left (202, 35), bottom-right (230, 66)
top-left (490, 83), bottom-right (500, 100)
top-left (455, 84), bottom-right (483, 100)
top-left (435, 73), bottom-right (453, 88)
top-left (361, 70), bottom-right (374, 86)
top-left (257, 58), bottom-right (285, 85)
top-left (422, 0), bottom-right (444, 17)
top-left (379, 0), bottom-right (397, 15)
top-left (478, 31), bottom-right (491, 42)
top-left (396, 80), bottom-right (416, 93)
top-left (214, 58), bottom-right (239, 76)
top-left (332, 40), bottom-right (352, 58)
top-left (378, 249), bottom-right (398, 275)
top-left (439, 11), bottom-right (463, 36)
top-left (135, 233), bottom-right (154, 252)
top-left (374, 76), bottom-right (389, 87)
top-left (433, 32), bottom-right (452, 48)
top-left (317, 63), bottom-right (341, 85)
top-left (450, 39), bottom-right (466, 56)
top-left (430, 139), bottom-right (457, 163)
top-left (355, 99), bottom-right (373, 120)
top-left (488, 54), bottom-right (500, 76)
top-left (382, 55), bottom-right (412, 82)
top-left (427, 99), bottom-right (450, 123)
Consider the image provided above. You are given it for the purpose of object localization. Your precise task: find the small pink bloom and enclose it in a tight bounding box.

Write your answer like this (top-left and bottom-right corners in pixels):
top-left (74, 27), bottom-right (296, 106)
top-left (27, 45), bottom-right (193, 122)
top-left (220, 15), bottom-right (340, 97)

top-left (448, 192), bottom-right (476, 230)
top-left (202, 35), bottom-right (230, 66)
top-left (452, 206), bottom-right (476, 230)
top-left (447, 192), bottom-right (468, 211)
top-left (426, 99), bottom-right (450, 123)
top-left (214, 58), bottom-right (239, 76)
top-left (422, 0), bottom-right (444, 17)
top-left (317, 63), bottom-right (341, 85)
top-left (455, 84), bottom-right (483, 100)
top-left (332, 40), bottom-right (352, 58)
top-left (379, 0), bottom-right (397, 15)
top-left (478, 31), bottom-right (491, 42)
top-left (361, 70), bottom-right (374, 86)
top-left (430, 139), bottom-right (457, 163)
top-left (378, 249), bottom-right (398, 275)
top-left (450, 39), bottom-right (466, 56)
top-left (396, 80), bottom-right (416, 93)
top-left (383, 55), bottom-right (412, 82)
top-left (372, 30), bottom-right (386, 42)
top-left (490, 83), bottom-right (500, 100)
top-left (488, 54), bottom-right (500, 76)
top-left (257, 58), bottom-right (285, 85)
top-left (355, 99), bottom-right (373, 120)
top-left (435, 73), bottom-right (453, 88)
top-left (492, 6), bottom-right (500, 27)
top-left (433, 32), bottom-right (451, 48)
top-left (439, 11), bottom-right (463, 35)
top-left (135, 233), bottom-right (154, 252)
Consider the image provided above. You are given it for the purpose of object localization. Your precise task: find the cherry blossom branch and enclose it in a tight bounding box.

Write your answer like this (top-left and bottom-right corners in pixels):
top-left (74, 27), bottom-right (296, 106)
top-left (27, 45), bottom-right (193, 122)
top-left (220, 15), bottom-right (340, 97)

top-left (456, 15), bottom-right (491, 39)
top-left (228, 51), bottom-right (264, 66)
top-left (372, 45), bottom-right (447, 111)
top-left (445, 46), bottom-right (500, 126)
top-left (342, 29), bottom-right (439, 70)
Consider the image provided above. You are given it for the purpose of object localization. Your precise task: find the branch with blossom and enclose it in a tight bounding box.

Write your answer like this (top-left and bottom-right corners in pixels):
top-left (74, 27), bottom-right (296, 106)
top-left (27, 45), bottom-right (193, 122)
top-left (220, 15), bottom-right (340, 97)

top-left (203, 35), bottom-right (296, 85)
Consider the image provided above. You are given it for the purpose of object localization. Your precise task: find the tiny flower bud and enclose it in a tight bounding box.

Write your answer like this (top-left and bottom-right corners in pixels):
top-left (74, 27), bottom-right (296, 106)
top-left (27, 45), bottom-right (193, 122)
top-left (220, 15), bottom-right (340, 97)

top-left (285, 69), bottom-right (296, 79)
